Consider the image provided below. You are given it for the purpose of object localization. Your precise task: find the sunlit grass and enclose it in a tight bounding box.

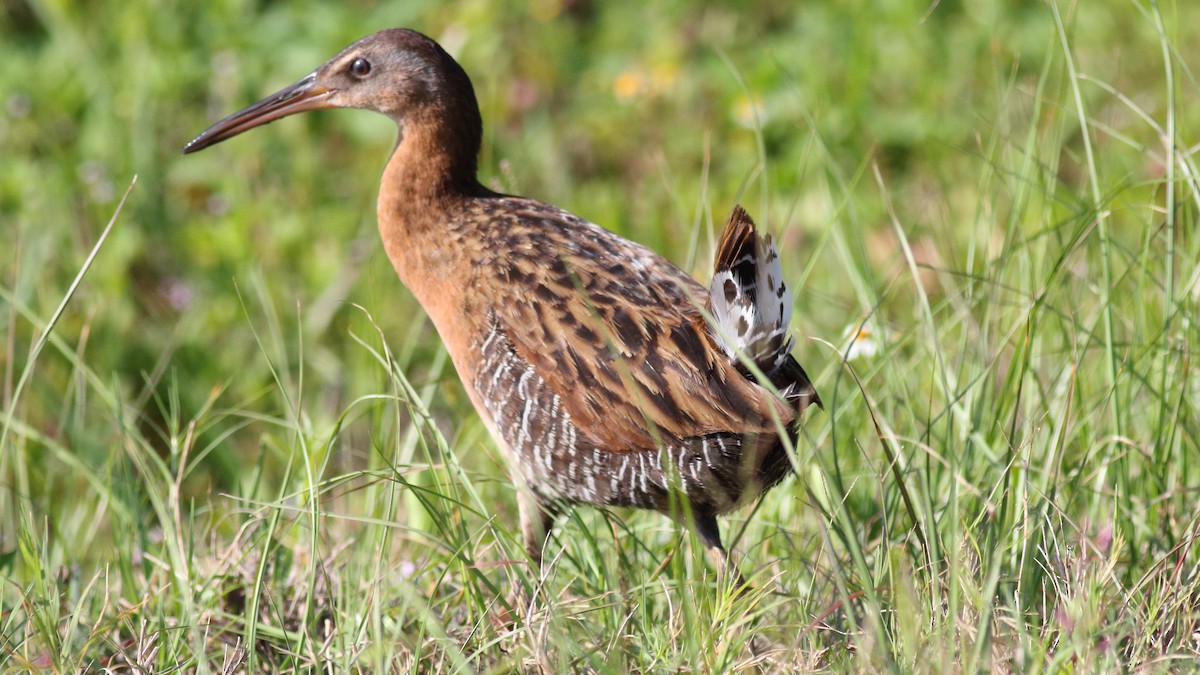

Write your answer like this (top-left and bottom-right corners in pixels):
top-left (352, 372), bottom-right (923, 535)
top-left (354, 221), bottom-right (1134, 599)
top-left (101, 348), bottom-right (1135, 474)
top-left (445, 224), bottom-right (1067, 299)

top-left (2, 0), bottom-right (1199, 671)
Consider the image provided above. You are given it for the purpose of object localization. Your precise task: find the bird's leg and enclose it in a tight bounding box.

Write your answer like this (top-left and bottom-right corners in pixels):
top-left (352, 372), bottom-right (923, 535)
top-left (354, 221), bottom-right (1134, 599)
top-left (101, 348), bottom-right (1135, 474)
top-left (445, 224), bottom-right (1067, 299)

top-left (693, 513), bottom-right (750, 591)
top-left (501, 495), bottom-right (558, 623)
top-left (518, 493), bottom-right (558, 569)
top-left (694, 513), bottom-right (777, 659)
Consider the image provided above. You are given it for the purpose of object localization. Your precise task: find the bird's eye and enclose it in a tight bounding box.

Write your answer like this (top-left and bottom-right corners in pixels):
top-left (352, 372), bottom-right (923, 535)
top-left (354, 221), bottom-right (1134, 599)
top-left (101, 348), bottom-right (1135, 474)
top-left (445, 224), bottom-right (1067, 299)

top-left (349, 57), bottom-right (372, 77)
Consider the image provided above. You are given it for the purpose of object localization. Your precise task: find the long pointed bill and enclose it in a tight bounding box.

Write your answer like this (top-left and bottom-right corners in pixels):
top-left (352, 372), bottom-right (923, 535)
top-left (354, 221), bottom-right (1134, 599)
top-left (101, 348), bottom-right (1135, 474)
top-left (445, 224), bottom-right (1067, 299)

top-left (183, 74), bottom-right (335, 154)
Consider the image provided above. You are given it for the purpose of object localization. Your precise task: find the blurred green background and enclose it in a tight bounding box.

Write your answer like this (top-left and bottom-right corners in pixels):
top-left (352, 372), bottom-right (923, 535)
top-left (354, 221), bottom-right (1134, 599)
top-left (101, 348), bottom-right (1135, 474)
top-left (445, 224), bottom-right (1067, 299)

top-left (2, 0), bottom-right (1198, 669)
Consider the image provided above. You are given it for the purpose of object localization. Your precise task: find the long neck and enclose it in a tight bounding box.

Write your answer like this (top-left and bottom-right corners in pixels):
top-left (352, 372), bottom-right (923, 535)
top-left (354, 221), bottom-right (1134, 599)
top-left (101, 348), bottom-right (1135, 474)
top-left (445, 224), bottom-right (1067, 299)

top-left (374, 105), bottom-right (492, 379)
top-left (376, 39), bottom-right (489, 236)
top-left (377, 78), bottom-right (488, 225)
top-left (381, 123), bottom-right (483, 245)
top-left (375, 98), bottom-right (491, 300)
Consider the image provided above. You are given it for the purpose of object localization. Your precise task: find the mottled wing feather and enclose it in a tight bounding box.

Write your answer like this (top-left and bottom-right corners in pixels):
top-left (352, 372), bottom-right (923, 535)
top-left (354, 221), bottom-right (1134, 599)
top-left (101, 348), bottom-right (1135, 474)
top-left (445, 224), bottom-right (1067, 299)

top-left (469, 198), bottom-right (792, 452)
top-left (473, 316), bottom-right (767, 511)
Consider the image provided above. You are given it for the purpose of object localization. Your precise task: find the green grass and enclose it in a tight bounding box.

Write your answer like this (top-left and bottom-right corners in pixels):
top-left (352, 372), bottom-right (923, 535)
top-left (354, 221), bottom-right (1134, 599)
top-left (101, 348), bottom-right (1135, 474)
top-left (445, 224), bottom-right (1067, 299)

top-left (2, 0), bottom-right (1199, 671)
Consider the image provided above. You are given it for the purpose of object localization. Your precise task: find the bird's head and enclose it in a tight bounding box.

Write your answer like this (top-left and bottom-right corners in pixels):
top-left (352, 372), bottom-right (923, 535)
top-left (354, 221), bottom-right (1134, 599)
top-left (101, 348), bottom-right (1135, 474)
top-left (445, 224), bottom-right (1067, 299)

top-left (183, 29), bottom-right (478, 155)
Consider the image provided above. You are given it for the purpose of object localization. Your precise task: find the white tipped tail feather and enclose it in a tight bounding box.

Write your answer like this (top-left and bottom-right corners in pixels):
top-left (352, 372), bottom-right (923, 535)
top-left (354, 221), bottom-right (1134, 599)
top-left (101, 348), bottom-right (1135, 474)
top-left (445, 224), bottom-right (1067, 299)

top-left (707, 205), bottom-right (820, 412)
top-left (708, 205), bottom-right (794, 372)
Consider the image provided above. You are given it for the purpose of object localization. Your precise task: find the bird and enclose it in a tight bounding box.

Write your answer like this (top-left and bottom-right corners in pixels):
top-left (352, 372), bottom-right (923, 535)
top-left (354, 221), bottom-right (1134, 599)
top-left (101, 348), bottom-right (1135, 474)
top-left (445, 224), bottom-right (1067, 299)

top-left (184, 28), bottom-right (819, 581)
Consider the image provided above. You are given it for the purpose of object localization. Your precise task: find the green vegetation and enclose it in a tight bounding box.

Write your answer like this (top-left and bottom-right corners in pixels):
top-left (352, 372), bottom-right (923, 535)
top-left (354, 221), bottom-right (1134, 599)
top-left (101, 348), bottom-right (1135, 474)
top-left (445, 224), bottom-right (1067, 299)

top-left (2, 0), bottom-right (1198, 670)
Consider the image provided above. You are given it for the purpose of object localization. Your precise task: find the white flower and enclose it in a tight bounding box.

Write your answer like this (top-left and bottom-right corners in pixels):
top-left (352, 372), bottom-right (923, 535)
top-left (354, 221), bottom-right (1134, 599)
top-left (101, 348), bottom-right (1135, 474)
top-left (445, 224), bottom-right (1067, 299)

top-left (842, 321), bottom-right (888, 361)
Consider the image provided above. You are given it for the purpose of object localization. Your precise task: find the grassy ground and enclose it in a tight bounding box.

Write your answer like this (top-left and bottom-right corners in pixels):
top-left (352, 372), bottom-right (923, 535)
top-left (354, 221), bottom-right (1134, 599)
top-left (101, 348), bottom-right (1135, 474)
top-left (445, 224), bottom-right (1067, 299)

top-left (2, 0), bottom-right (1199, 671)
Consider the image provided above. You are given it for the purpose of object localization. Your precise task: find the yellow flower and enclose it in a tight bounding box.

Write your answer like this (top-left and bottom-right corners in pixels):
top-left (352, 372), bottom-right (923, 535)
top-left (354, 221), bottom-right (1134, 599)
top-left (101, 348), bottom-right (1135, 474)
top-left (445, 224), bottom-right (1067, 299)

top-left (613, 69), bottom-right (646, 102)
